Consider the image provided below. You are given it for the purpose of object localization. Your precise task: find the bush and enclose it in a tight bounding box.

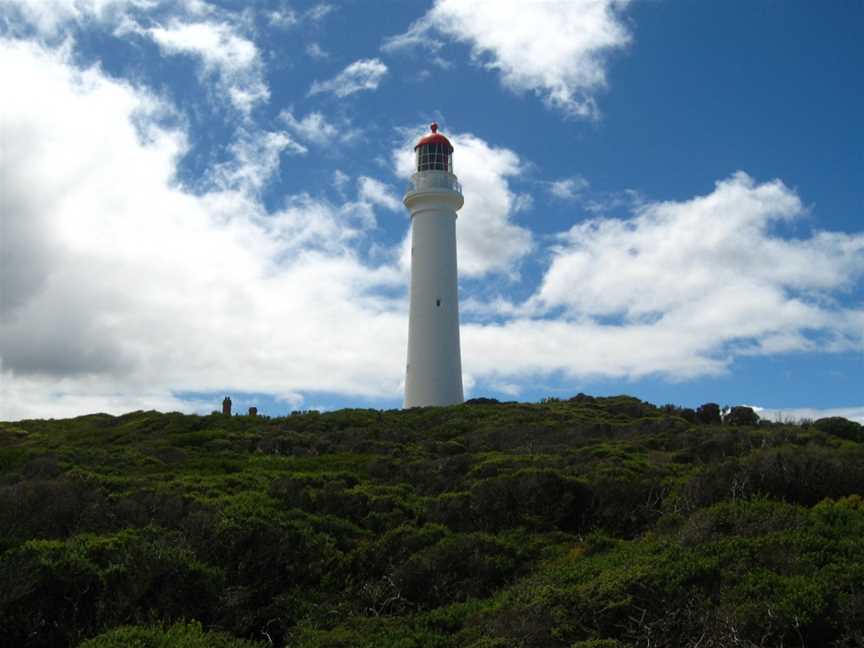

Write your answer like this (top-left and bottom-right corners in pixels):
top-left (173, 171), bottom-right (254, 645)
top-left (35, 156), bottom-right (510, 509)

top-left (0, 479), bottom-right (91, 546)
top-left (676, 446), bottom-right (864, 510)
top-left (212, 496), bottom-right (346, 640)
top-left (724, 406), bottom-right (759, 427)
top-left (6, 397), bottom-right (864, 647)
top-left (469, 469), bottom-right (591, 532)
top-left (0, 529), bottom-right (221, 648)
top-left (392, 533), bottom-right (523, 608)
top-left (813, 416), bottom-right (862, 442)
top-left (586, 466), bottom-right (667, 536)
top-left (695, 403), bottom-right (721, 424)
top-left (79, 620), bottom-right (262, 647)
top-left (425, 492), bottom-right (474, 532)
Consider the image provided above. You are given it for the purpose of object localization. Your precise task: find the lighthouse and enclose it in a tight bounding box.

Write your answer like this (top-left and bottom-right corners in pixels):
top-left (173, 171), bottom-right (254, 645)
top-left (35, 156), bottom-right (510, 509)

top-left (404, 123), bottom-right (465, 408)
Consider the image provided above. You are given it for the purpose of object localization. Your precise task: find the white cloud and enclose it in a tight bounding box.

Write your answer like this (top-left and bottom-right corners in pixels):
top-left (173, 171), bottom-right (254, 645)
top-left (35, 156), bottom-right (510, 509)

top-left (582, 188), bottom-right (645, 215)
top-left (489, 382), bottom-right (522, 397)
top-left (308, 58), bottom-right (388, 98)
top-left (305, 42), bottom-right (328, 59)
top-left (0, 2), bottom-right (267, 114)
top-left (463, 318), bottom-right (729, 384)
top-left (461, 172), bottom-right (864, 384)
top-left (532, 173), bottom-right (864, 324)
top-left (384, 0), bottom-right (632, 117)
top-left (549, 176), bottom-right (589, 200)
top-left (358, 177), bottom-right (401, 212)
top-left (332, 169), bottom-right (350, 192)
top-left (178, 0), bottom-right (212, 17)
top-left (754, 406), bottom-right (864, 426)
top-left (304, 3), bottom-right (334, 22)
top-left (268, 8), bottom-right (298, 29)
top-left (280, 109), bottom-right (341, 146)
top-left (146, 19), bottom-right (269, 114)
top-left (512, 193), bottom-right (534, 213)
top-left (268, 3), bottom-right (333, 28)
top-left (214, 129), bottom-right (306, 194)
top-left (0, 39), bottom-right (406, 419)
top-left (394, 127), bottom-right (534, 277)
top-left (2, 24), bottom-right (862, 420)
top-left (0, 0), bottom-right (152, 36)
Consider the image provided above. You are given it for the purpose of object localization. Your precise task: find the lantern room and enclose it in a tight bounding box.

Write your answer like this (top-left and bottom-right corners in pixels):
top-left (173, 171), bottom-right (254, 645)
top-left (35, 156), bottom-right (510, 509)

top-left (415, 123), bottom-right (453, 173)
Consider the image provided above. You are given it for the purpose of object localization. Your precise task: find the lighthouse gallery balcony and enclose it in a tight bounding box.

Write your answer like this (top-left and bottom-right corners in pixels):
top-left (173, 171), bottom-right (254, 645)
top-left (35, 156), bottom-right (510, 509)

top-left (407, 170), bottom-right (462, 196)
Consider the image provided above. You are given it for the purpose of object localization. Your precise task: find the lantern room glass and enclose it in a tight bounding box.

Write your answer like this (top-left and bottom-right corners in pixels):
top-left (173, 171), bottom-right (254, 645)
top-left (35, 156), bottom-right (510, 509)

top-left (416, 143), bottom-right (453, 173)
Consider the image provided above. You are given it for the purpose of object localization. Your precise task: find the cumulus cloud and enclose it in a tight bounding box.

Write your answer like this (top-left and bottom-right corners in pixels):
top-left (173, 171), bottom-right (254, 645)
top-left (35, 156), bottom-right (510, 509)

top-left (267, 7), bottom-right (298, 29)
top-left (358, 177), bottom-right (401, 212)
top-left (305, 42), bottom-right (328, 59)
top-left (0, 39), bottom-right (406, 419)
top-left (214, 129), bottom-right (307, 194)
top-left (308, 58), bottom-right (388, 98)
top-left (304, 3), bottom-right (334, 23)
top-left (532, 173), bottom-right (864, 325)
top-left (393, 128), bottom-right (534, 277)
top-left (755, 405), bottom-right (864, 425)
top-left (280, 109), bottom-right (342, 146)
top-left (268, 3), bottom-right (333, 28)
top-left (145, 19), bottom-right (269, 114)
top-left (549, 176), bottom-right (590, 200)
top-left (332, 169), bottom-right (350, 192)
top-left (0, 1), bottom-right (270, 115)
top-left (0, 0), bottom-right (150, 37)
top-left (384, 0), bottom-right (631, 117)
top-left (2, 19), bottom-right (862, 420)
top-left (462, 318), bottom-right (728, 387)
top-left (460, 172), bottom-right (864, 387)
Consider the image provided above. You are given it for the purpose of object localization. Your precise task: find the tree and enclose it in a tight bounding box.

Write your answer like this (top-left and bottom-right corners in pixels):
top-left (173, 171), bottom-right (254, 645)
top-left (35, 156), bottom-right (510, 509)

top-left (813, 417), bottom-right (862, 442)
top-left (696, 403), bottom-right (721, 425)
top-left (724, 406), bottom-right (759, 427)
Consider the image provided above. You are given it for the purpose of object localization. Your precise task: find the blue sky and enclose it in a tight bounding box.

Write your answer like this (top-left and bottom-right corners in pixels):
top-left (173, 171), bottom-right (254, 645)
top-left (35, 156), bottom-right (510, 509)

top-left (1, 0), bottom-right (862, 422)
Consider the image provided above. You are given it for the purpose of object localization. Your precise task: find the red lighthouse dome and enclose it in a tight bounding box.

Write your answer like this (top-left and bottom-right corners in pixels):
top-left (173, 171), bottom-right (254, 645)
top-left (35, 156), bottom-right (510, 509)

top-left (415, 122), bottom-right (453, 151)
top-left (414, 123), bottom-right (453, 172)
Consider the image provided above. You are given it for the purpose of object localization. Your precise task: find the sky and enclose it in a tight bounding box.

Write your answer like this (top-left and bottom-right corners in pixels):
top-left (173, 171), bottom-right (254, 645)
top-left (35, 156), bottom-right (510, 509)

top-left (1, 0), bottom-right (862, 422)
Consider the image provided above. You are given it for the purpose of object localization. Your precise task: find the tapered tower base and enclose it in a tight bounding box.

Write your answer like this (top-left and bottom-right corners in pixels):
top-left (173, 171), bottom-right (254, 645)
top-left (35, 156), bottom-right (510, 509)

top-left (404, 178), bottom-right (464, 407)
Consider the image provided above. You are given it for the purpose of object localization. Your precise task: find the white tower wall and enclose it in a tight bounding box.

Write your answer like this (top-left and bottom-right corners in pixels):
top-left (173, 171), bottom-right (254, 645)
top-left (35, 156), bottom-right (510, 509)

top-left (404, 172), bottom-right (464, 407)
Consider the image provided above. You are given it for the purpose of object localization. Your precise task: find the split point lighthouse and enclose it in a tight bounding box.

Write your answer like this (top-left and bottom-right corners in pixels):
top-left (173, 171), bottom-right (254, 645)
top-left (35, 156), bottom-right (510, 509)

top-left (403, 123), bottom-right (464, 408)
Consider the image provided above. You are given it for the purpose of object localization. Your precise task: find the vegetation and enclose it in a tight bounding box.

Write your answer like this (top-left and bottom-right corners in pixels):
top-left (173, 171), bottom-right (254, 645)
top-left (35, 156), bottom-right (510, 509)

top-left (1, 395), bottom-right (862, 647)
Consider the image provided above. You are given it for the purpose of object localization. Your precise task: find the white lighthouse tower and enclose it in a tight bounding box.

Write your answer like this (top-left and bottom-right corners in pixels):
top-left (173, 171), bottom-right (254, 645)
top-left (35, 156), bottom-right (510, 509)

top-left (404, 123), bottom-right (464, 408)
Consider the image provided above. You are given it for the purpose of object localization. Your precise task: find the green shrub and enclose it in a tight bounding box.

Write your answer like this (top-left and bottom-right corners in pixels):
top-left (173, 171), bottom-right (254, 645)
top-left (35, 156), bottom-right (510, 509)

top-left (675, 445), bottom-right (864, 510)
top-left (469, 469), bottom-right (591, 532)
top-left (393, 533), bottom-right (524, 608)
top-left (0, 529), bottom-right (221, 648)
top-left (696, 402), bottom-right (721, 424)
top-left (813, 416), bottom-right (862, 442)
top-left (724, 406), bottom-right (760, 427)
top-left (5, 398), bottom-right (864, 647)
top-left (78, 620), bottom-right (262, 647)
top-left (211, 495), bottom-right (346, 640)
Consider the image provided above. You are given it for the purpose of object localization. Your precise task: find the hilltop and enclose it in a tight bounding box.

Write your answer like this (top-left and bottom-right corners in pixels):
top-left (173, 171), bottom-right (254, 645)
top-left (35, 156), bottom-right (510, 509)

top-left (1, 395), bottom-right (863, 647)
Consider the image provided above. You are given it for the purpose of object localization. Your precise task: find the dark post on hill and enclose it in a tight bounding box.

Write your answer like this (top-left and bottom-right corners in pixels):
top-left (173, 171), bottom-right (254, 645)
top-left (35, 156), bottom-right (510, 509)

top-left (222, 396), bottom-right (232, 416)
